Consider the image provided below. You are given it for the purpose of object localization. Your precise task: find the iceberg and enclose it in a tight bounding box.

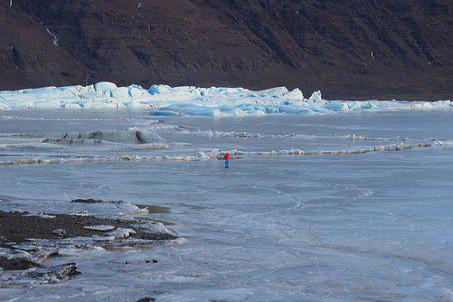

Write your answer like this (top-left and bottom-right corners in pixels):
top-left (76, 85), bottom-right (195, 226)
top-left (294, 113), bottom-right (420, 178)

top-left (0, 82), bottom-right (451, 117)
top-left (42, 128), bottom-right (164, 145)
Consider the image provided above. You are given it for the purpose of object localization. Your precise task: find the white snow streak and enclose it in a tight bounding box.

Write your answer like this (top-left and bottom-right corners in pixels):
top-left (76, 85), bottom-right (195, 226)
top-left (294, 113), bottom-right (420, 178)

top-left (46, 28), bottom-right (59, 47)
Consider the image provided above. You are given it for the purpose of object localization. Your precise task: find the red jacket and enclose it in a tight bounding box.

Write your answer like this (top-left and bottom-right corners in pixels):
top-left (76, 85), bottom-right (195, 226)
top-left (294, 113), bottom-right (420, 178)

top-left (224, 153), bottom-right (230, 160)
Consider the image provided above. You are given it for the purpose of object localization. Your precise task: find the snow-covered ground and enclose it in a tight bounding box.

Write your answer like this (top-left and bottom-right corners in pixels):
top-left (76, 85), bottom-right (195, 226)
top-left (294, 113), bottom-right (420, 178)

top-left (0, 82), bottom-right (451, 116)
top-left (1, 110), bottom-right (453, 301)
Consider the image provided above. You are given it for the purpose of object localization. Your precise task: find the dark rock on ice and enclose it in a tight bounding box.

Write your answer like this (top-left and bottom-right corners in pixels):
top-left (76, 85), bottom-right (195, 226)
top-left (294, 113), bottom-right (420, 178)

top-left (145, 259), bottom-right (158, 264)
top-left (71, 198), bottom-right (104, 203)
top-left (0, 209), bottom-right (178, 288)
top-left (0, 256), bottom-right (41, 270)
top-left (136, 298), bottom-right (156, 302)
top-left (0, 210), bottom-right (178, 243)
top-left (52, 228), bottom-right (67, 238)
top-left (134, 229), bottom-right (178, 241)
top-left (28, 263), bottom-right (80, 282)
top-left (71, 198), bottom-right (124, 204)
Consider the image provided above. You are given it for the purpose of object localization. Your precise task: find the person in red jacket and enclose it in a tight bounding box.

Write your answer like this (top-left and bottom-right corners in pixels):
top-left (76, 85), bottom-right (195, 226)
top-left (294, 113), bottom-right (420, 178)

top-left (224, 152), bottom-right (230, 168)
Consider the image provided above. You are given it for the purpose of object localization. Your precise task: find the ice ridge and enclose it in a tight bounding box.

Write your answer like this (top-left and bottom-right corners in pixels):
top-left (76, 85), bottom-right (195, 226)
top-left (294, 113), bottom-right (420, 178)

top-left (0, 82), bottom-right (451, 116)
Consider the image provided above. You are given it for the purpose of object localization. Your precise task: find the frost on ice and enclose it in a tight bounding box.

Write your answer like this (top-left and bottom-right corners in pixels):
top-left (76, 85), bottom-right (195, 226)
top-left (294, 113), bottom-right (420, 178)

top-left (0, 81), bottom-right (451, 116)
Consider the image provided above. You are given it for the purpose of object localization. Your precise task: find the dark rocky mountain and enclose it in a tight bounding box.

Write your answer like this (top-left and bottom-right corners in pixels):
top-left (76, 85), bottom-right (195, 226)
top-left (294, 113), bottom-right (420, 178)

top-left (0, 0), bottom-right (451, 100)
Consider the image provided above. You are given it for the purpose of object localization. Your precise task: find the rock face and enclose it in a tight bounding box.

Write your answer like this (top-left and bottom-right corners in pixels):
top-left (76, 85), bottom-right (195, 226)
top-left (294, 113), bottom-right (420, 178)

top-left (0, 0), bottom-right (451, 100)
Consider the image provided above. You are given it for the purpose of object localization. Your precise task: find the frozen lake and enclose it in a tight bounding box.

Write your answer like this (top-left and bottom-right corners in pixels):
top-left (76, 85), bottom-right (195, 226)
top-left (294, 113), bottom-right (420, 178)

top-left (1, 110), bottom-right (453, 301)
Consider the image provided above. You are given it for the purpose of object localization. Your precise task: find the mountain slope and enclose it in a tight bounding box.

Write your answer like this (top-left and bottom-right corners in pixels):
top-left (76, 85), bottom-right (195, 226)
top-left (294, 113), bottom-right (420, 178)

top-left (0, 0), bottom-right (451, 100)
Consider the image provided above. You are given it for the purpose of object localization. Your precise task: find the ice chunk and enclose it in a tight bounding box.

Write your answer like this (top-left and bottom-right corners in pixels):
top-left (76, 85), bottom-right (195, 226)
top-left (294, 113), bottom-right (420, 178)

top-left (308, 90), bottom-right (323, 103)
top-left (94, 82), bottom-right (118, 97)
top-left (284, 88), bottom-right (304, 101)
top-left (149, 110), bottom-right (179, 116)
top-left (0, 101), bottom-right (9, 110)
top-left (108, 228), bottom-right (136, 239)
top-left (84, 225), bottom-right (116, 231)
top-left (324, 101), bottom-right (350, 111)
top-left (159, 104), bottom-right (222, 117)
top-left (139, 222), bottom-right (178, 239)
top-left (110, 87), bottom-right (129, 99)
top-left (128, 85), bottom-right (145, 97)
top-left (256, 86), bottom-right (289, 97)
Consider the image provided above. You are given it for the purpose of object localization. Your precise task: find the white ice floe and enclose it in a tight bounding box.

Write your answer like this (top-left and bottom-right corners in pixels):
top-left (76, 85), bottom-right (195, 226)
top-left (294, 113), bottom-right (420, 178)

top-left (23, 213), bottom-right (56, 219)
top-left (139, 221), bottom-right (178, 239)
top-left (0, 82), bottom-right (451, 116)
top-left (108, 228), bottom-right (136, 239)
top-left (84, 225), bottom-right (116, 231)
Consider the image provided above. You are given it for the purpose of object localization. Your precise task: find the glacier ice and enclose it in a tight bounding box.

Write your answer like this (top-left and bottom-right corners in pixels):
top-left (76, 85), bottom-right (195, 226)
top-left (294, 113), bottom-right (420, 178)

top-left (42, 128), bottom-right (164, 145)
top-left (0, 82), bottom-right (451, 116)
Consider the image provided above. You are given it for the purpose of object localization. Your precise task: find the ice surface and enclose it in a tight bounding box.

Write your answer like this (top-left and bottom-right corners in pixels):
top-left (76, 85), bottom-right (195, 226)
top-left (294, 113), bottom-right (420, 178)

top-left (0, 82), bottom-right (451, 116)
top-left (0, 111), bottom-right (452, 301)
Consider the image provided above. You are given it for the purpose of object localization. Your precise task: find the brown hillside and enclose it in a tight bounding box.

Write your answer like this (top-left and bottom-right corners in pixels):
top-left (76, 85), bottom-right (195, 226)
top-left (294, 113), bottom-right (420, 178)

top-left (0, 0), bottom-right (451, 100)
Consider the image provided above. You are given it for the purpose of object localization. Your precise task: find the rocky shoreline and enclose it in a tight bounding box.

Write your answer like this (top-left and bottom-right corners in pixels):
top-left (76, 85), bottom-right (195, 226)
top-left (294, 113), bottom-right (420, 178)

top-left (0, 200), bottom-right (179, 289)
